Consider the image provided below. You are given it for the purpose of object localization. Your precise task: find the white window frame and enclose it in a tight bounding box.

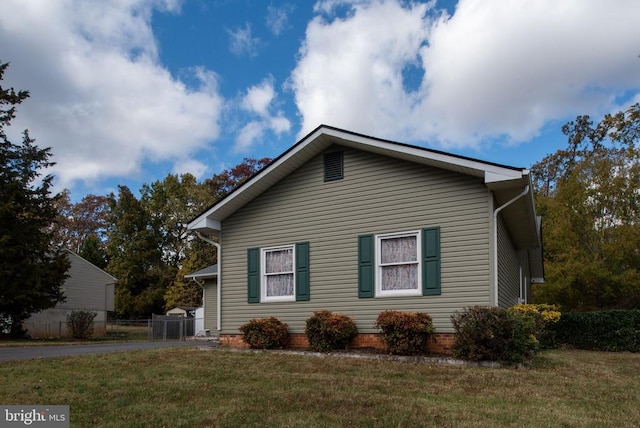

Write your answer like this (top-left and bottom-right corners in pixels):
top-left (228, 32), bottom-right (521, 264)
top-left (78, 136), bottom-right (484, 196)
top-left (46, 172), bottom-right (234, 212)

top-left (261, 244), bottom-right (296, 302)
top-left (375, 230), bottom-right (422, 297)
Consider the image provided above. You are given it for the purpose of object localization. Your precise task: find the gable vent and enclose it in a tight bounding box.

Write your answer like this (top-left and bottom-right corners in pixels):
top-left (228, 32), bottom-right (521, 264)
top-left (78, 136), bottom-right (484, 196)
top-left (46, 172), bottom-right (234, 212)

top-left (323, 151), bottom-right (344, 182)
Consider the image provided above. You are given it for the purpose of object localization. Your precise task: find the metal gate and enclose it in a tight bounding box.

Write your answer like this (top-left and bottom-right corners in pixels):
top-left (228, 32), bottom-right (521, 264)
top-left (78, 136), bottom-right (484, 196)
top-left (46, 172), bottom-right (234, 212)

top-left (151, 314), bottom-right (195, 340)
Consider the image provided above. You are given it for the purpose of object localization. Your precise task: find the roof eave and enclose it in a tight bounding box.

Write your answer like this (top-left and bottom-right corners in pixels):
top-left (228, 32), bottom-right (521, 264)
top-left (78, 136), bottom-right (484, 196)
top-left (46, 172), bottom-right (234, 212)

top-left (187, 125), bottom-right (532, 233)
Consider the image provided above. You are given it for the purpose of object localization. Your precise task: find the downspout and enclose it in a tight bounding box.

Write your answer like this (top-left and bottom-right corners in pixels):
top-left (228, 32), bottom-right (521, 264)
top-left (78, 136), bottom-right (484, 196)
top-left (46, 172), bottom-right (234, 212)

top-left (197, 233), bottom-right (221, 331)
top-left (492, 185), bottom-right (529, 307)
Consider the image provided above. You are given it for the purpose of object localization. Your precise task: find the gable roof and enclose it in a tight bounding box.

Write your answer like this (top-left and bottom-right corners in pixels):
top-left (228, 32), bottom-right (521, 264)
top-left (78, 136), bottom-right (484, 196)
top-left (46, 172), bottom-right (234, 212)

top-left (65, 249), bottom-right (117, 284)
top-left (188, 125), bottom-right (539, 251)
top-left (184, 264), bottom-right (218, 280)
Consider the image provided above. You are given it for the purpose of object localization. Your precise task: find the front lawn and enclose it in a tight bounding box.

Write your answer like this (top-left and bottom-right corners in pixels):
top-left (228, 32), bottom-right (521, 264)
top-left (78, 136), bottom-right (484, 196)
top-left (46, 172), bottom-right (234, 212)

top-left (1, 348), bottom-right (638, 427)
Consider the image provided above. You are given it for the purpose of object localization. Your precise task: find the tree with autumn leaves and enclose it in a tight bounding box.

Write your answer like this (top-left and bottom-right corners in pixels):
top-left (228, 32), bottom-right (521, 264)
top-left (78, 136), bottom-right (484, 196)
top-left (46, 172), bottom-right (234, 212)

top-left (532, 104), bottom-right (640, 311)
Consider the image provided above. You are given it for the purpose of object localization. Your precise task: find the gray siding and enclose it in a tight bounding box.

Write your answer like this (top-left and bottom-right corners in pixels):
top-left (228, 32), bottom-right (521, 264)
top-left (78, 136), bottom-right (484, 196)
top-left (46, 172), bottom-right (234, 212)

top-left (204, 278), bottom-right (218, 331)
top-left (497, 214), bottom-right (520, 308)
top-left (215, 147), bottom-right (492, 334)
top-left (25, 252), bottom-right (115, 338)
top-left (58, 252), bottom-right (116, 312)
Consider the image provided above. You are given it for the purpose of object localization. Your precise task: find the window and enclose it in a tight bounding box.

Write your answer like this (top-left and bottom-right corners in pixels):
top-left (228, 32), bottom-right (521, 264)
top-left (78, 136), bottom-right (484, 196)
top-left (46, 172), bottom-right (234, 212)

top-left (358, 227), bottom-right (440, 298)
top-left (262, 245), bottom-right (295, 302)
top-left (377, 231), bottom-right (421, 296)
top-left (247, 242), bottom-right (310, 303)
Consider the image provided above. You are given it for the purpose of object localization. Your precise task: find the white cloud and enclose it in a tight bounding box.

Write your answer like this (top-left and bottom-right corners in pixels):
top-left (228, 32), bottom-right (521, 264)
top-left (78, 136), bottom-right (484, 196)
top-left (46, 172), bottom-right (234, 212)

top-left (242, 78), bottom-right (276, 117)
top-left (172, 159), bottom-right (208, 179)
top-left (235, 78), bottom-right (291, 152)
top-left (228, 23), bottom-right (261, 57)
top-left (270, 115), bottom-right (291, 135)
top-left (236, 121), bottom-right (265, 153)
top-left (293, 0), bottom-right (431, 140)
top-left (294, 0), bottom-right (640, 148)
top-left (266, 4), bottom-right (295, 36)
top-left (0, 0), bottom-right (223, 192)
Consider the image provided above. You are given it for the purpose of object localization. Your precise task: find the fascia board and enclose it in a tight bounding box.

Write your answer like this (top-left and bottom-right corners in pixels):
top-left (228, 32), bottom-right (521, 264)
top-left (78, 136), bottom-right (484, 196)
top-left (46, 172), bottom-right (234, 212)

top-left (187, 125), bottom-right (530, 230)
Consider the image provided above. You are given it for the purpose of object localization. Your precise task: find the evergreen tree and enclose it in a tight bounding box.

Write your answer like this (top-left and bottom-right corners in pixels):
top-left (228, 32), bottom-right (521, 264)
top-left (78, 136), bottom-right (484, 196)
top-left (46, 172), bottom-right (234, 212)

top-left (0, 61), bottom-right (70, 336)
top-left (78, 233), bottom-right (107, 269)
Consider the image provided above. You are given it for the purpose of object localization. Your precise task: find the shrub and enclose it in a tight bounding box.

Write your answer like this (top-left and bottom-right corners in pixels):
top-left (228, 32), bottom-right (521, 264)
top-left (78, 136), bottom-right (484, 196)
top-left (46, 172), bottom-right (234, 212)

top-left (239, 317), bottom-right (289, 349)
top-left (375, 310), bottom-right (435, 356)
top-left (66, 310), bottom-right (97, 339)
top-left (550, 310), bottom-right (640, 352)
top-left (508, 303), bottom-right (561, 348)
top-left (305, 310), bottom-right (358, 352)
top-left (451, 306), bottom-right (539, 365)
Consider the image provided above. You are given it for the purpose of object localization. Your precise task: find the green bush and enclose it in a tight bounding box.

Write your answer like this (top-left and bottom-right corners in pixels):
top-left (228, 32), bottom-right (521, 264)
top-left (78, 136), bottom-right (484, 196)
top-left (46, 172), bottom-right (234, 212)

top-left (66, 310), bottom-right (97, 339)
top-left (451, 306), bottom-right (539, 365)
top-left (508, 303), bottom-right (562, 348)
top-left (305, 310), bottom-right (357, 352)
top-left (550, 310), bottom-right (640, 352)
top-left (375, 310), bottom-right (435, 356)
top-left (239, 317), bottom-right (289, 349)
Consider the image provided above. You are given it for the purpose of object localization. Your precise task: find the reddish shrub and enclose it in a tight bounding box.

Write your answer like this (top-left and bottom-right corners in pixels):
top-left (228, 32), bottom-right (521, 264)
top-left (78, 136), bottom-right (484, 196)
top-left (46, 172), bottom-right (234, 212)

top-left (305, 310), bottom-right (357, 352)
top-left (375, 310), bottom-right (434, 356)
top-left (239, 317), bottom-right (289, 349)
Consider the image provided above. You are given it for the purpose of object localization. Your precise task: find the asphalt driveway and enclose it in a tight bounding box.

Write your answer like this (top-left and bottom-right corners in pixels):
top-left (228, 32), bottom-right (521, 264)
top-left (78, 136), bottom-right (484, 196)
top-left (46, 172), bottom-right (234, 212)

top-left (0, 341), bottom-right (210, 362)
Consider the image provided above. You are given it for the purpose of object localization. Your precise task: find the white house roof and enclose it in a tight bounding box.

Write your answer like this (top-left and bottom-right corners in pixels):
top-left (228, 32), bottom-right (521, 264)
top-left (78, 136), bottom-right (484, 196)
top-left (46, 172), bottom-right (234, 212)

top-left (188, 125), bottom-right (540, 252)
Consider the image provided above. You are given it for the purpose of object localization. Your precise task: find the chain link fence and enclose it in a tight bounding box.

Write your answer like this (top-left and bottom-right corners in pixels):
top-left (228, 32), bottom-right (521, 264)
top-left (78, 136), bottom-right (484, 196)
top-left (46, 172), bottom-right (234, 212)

top-left (22, 317), bottom-right (205, 341)
top-left (109, 317), bottom-right (204, 341)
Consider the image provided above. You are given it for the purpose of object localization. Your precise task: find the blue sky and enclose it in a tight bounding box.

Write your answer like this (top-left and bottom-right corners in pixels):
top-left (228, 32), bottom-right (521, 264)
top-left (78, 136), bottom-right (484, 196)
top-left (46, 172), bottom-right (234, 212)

top-left (1, 0), bottom-right (639, 200)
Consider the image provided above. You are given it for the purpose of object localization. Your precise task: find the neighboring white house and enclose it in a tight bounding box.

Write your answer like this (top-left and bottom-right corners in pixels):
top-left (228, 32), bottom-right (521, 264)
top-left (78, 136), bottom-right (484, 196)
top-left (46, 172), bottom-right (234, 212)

top-left (24, 250), bottom-right (116, 338)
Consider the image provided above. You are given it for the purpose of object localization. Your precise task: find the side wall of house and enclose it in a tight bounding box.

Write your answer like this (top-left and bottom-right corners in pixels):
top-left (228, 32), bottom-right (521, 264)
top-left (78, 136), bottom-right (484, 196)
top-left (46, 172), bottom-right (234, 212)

top-left (24, 253), bottom-right (115, 338)
top-left (59, 254), bottom-right (115, 312)
top-left (497, 214), bottom-right (521, 308)
top-left (204, 278), bottom-right (218, 331)
top-left (216, 146), bottom-right (493, 334)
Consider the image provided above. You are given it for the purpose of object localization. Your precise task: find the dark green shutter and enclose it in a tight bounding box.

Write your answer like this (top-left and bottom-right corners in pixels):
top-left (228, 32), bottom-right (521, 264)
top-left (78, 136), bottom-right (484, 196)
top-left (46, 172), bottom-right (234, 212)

top-left (295, 242), bottom-right (310, 301)
top-left (247, 248), bottom-right (260, 303)
top-left (358, 234), bottom-right (375, 298)
top-left (422, 227), bottom-right (441, 296)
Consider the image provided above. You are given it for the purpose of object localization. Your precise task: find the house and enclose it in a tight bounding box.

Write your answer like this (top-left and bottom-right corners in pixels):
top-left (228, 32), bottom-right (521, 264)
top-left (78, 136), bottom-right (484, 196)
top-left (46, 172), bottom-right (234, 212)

top-left (24, 250), bottom-right (116, 338)
top-left (187, 125), bottom-right (544, 353)
top-left (184, 264), bottom-right (218, 335)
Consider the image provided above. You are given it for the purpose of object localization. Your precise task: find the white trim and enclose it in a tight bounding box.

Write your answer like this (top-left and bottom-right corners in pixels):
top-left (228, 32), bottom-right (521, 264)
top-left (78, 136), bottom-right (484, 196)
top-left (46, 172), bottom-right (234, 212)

top-left (375, 230), bottom-right (422, 297)
top-left (493, 185), bottom-right (529, 306)
top-left (187, 125), bottom-right (529, 233)
top-left (261, 244), bottom-right (296, 302)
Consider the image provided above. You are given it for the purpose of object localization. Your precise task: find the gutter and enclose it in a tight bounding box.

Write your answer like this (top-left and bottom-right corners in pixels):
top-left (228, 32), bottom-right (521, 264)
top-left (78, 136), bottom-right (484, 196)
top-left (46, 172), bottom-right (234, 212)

top-left (492, 185), bottom-right (529, 307)
top-left (196, 233), bottom-right (221, 331)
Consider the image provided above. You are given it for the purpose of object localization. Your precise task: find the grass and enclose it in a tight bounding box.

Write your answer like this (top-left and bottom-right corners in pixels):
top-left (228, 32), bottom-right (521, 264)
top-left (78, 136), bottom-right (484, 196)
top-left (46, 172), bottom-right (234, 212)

top-left (104, 323), bottom-right (150, 341)
top-left (0, 348), bottom-right (638, 427)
